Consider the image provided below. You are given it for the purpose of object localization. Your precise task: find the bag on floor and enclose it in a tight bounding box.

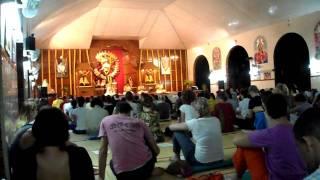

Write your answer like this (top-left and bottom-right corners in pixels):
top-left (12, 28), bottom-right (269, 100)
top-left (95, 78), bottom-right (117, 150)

top-left (187, 172), bottom-right (224, 180)
top-left (166, 160), bottom-right (193, 177)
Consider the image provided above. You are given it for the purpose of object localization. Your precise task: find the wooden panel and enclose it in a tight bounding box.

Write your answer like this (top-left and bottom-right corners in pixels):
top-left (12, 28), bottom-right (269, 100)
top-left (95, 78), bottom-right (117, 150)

top-left (39, 43), bottom-right (187, 96)
top-left (139, 49), bottom-right (187, 92)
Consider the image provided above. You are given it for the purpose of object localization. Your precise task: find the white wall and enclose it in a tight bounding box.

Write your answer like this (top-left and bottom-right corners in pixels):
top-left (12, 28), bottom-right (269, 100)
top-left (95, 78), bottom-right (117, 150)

top-left (187, 11), bottom-right (320, 91)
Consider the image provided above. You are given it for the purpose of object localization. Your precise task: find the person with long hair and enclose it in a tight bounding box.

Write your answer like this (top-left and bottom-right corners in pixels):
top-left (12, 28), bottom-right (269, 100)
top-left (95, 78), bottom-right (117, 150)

top-left (15, 107), bottom-right (94, 180)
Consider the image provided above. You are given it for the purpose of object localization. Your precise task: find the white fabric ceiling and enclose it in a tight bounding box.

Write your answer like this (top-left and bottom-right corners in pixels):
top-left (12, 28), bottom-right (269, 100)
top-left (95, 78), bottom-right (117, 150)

top-left (29, 0), bottom-right (320, 49)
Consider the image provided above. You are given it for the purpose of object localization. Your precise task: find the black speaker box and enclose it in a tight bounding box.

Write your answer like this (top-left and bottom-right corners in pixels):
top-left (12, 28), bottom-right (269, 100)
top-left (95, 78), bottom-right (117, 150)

top-left (218, 81), bottom-right (225, 90)
top-left (26, 34), bottom-right (35, 50)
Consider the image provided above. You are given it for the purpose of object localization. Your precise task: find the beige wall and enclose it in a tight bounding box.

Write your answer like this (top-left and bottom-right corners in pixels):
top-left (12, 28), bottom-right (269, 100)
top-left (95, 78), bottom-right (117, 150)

top-left (187, 11), bottom-right (320, 92)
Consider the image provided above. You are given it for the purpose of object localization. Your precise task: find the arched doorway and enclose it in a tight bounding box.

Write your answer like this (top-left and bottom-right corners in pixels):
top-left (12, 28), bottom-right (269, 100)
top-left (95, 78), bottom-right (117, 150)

top-left (227, 45), bottom-right (250, 89)
top-left (274, 33), bottom-right (310, 91)
top-left (194, 55), bottom-right (210, 92)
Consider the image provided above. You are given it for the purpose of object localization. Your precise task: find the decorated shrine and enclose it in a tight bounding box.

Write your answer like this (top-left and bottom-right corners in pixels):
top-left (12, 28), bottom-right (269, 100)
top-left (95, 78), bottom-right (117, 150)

top-left (38, 40), bottom-right (187, 97)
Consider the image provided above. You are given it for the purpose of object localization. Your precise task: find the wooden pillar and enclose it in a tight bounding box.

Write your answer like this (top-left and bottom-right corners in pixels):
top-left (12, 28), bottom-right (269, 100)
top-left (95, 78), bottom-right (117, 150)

top-left (68, 49), bottom-right (72, 95)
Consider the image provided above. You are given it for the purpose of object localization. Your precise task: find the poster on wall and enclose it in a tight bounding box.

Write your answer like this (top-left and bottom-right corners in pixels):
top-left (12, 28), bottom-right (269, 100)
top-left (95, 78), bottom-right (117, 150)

top-left (161, 56), bottom-right (171, 75)
top-left (212, 47), bottom-right (221, 70)
top-left (315, 21), bottom-right (320, 60)
top-left (263, 71), bottom-right (272, 80)
top-left (254, 36), bottom-right (268, 64)
top-left (56, 56), bottom-right (68, 78)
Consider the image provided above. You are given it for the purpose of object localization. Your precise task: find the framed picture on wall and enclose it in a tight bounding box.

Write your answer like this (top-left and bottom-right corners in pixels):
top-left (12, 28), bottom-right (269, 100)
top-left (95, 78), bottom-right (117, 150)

top-left (161, 57), bottom-right (171, 75)
top-left (263, 71), bottom-right (272, 80)
top-left (57, 56), bottom-right (68, 78)
top-left (212, 47), bottom-right (221, 70)
top-left (254, 36), bottom-right (268, 64)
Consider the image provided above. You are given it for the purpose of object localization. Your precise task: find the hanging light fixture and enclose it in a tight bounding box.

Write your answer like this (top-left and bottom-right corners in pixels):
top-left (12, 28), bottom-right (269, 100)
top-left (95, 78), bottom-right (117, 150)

top-left (21, 0), bottom-right (41, 18)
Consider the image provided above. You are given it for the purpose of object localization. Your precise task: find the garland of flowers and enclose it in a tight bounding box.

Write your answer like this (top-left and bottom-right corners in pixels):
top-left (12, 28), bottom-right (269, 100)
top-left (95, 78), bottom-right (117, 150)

top-left (94, 51), bottom-right (119, 80)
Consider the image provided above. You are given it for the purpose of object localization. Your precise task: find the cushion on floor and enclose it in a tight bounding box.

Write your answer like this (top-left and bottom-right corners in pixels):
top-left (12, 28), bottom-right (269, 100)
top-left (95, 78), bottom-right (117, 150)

top-left (191, 159), bottom-right (233, 173)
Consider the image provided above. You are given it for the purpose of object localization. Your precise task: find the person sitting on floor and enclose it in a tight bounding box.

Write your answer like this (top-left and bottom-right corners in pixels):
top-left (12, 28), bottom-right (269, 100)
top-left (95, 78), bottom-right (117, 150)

top-left (169, 99), bottom-right (224, 168)
top-left (235, 89), bottom-right (252, 129)
top-left (290, 93), bottom-right (312, 118)
top-left (125, 91), bottom-right (141, 118)
top-left (246, 85), bottom-right (262, 122)
top-left (294, 108), bottom-right (320, 179)
top-left (179, 90), bottom-right (199, 123)
top-left (233, 93), bottom-right (306, 180)
top-left (169, 90), bottom-right (199, 161)
top-left (15, 107), bottom-right (94, 180)
top-left (98, 101), bottom-right (162, 180)
top-left (213, 92), bottom-right (236, 133)
top-left (140, 94), bottom-right (165, 143)
top-left (86, 97), bottom-right (109, 140)
top-left (155, 95), bottom-right (171, 120)
top-left (69, 96), bottom-right (88, 134)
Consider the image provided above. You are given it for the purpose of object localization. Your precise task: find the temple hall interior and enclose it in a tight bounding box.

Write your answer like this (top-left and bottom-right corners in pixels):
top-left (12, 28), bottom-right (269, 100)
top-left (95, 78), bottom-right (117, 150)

top-left (1, 0), bottom-right (320, 179)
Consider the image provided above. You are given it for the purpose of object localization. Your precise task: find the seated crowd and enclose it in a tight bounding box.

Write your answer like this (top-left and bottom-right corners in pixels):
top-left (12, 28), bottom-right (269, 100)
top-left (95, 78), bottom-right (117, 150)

top-left (9, 84), bottom-right (320, 179)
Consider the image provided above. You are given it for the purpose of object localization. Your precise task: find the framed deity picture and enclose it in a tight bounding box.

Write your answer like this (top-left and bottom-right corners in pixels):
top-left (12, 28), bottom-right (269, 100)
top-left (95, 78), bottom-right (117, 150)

top-left (254, 36), bottom-right (268, 64)
top-left (57, 56), bottom-right (68, 78)
top-left (212, 47), bottom-right (221, 70)
top-left (161, 57), bottom-right (171, 75)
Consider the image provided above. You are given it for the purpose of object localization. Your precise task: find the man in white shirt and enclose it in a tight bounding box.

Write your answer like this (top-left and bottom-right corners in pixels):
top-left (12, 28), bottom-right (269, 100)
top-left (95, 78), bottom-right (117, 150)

top-left (169, 100), bottom-right (224, 166)
top-left (86, 97), bottom-right (109, 139)
top-left (70, 97), bottom-right (87, 134)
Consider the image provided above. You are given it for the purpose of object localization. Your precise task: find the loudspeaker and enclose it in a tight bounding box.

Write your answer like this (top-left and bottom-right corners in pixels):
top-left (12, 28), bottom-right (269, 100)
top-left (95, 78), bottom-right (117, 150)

top-left (40, 87), bottom-right (48, 98)
top-left (26, 34), bottom-right (35, 50)
top-left (218, 81), bottom-right (225, 90)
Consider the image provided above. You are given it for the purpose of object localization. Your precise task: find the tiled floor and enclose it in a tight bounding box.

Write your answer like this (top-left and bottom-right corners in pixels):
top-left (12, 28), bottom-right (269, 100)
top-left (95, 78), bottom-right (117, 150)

top-left (70, 123), bottom-right (238, 180)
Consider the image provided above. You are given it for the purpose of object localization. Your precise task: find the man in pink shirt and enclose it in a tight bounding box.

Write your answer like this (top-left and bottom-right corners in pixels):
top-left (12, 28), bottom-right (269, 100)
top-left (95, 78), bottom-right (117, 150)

top-left (98, 101), bottom-right (160, 180)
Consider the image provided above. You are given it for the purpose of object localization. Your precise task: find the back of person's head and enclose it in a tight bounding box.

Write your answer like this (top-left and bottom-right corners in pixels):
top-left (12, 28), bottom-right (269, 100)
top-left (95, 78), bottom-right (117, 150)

top-left (294, 93), bottom-right (307, 103)
top-left (71, 99), bottom-right (77, 109)
top-left (37, 99), bottom-right (49, 112)
top-left (125, 91), bottom-right (134, 101)
top-left (77, 96), bottom-right (85, 107)
top-left (261, 90), bottom-right (272, 106)
top-left (294, 108), bottom-right (320, 141)
top-left (116, 101), bottom-right (132, 114)
top-left (177, 91), bottom-right (182, 97)
top-left (32, 108), bottom-right (69, 149)
top-left (20, 102), bottom-right (35, 115)
top-left (274, 83), bottom-right (289, 96)
top-left (85, 97), bottom-right (90, 103)
top-left (197, 100), bottom-right (210, 117)
top-left (217, 92), bottom-right (228, 102)
top-left (240, 89), bottom-right (249, 98)
top-left (264, 93), bottom-right (288, 119)
top-left (105, 95), bottom-right (113, 103)
top-left (181, 90), bottom-right (196, 104)
top-left (91, 97), bottom-right (103, 108)
top-left (142, 95), bottom-right (155, 110)
top-left (293, 108), bottom-right (320, 172)
top-left (248, 85), bottom-right (259, 94)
